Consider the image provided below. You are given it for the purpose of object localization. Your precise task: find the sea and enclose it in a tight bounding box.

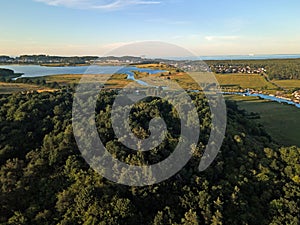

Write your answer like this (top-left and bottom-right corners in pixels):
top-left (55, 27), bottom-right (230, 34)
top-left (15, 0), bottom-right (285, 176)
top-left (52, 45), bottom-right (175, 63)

top-left (169, 54), bottom-right (300, 61)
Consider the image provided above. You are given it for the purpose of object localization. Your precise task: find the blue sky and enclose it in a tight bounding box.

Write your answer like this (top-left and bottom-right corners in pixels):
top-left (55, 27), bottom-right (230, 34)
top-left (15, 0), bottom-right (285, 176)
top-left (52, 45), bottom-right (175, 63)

top-left (1, 0), bottom-right (300, 56)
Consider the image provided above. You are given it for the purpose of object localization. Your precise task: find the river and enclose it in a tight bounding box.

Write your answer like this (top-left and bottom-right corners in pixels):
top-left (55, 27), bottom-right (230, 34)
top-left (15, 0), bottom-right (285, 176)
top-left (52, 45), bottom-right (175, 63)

top-left (223, 91), bottom-right (300, 109)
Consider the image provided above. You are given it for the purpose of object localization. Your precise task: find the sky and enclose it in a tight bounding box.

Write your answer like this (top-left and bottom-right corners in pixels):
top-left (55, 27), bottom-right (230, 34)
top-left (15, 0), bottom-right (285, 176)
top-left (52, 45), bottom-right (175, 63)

top-left (1, 0), bottom-right (300, 57)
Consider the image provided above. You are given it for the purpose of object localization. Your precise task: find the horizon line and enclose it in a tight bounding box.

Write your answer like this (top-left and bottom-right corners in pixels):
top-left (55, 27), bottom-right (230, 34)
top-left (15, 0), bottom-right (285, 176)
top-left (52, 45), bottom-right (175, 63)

top-left (2, 53), bottom-right (300, 58)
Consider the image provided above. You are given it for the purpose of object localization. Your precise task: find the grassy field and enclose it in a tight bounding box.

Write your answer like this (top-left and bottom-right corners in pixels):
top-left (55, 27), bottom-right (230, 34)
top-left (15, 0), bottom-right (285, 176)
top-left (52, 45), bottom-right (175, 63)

top-left (42, 74), bottom-right (83, 84)
top-left (272, 79), bottom-right (300, 90)
top-left (0, 82), bottom-right (54, 94)
top-left (142, 72), bottom-right (280, 91)
top-left (133, 67), bottom-right (280, 90)
top-left (216, 74), bottom-right (278, 90)
top-left (35, 73), bottom-right (133, 89)
top-left (226, 95), bottom-right (300, 147)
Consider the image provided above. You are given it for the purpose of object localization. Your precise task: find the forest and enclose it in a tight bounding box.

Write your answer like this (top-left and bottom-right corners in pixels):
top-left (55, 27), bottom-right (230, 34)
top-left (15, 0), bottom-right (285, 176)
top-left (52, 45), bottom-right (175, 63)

top-left (0, 90), bottom-right (299, 224)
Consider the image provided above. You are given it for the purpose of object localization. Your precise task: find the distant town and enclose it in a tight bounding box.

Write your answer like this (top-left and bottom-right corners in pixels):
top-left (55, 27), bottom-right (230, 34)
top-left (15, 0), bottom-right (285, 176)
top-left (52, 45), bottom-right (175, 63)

top-left (0, 55), bottom-right (145, 66)
top-left (209, 64), bottom-right (267, 74)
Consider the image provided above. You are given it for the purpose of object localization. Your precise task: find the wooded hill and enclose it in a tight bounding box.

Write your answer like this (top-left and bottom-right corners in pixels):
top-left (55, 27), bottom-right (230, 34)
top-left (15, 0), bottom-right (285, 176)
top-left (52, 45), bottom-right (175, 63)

top-left (0, 91), bottom-right (299, 224)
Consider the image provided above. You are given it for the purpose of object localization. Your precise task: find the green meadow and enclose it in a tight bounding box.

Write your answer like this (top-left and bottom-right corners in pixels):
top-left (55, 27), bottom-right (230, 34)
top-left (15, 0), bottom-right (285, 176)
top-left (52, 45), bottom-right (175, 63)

top-left (273, 79), bottom-right (300, 90)
top-left (226, 95), bottom-right (300, 147)
top-left (216, 74), bottom-right (278, 90)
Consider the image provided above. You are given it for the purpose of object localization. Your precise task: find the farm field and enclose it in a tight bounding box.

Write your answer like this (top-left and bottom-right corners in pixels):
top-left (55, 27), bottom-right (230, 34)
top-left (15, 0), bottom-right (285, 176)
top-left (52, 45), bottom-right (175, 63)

top-left (226, 95), bottom-right (300, 147)
top-left (140, 71), bottom-right (280, 91)
top-left (215, 74), bottom-right (278, 90)
top-left (141, 72), bottom-right (280, 91)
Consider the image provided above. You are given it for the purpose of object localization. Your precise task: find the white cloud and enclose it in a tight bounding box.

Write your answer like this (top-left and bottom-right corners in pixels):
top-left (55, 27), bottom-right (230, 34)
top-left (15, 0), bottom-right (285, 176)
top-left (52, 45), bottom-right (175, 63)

top-left (35, 0), bottom-right (161, 10)
top-left (205, 36), bottom-right (241, 41)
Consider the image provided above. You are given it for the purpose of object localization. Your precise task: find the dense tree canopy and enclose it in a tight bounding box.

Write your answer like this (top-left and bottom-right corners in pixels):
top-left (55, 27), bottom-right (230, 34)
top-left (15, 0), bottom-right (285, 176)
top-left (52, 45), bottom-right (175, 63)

top-left (0, 91), bottom-right (299, 224)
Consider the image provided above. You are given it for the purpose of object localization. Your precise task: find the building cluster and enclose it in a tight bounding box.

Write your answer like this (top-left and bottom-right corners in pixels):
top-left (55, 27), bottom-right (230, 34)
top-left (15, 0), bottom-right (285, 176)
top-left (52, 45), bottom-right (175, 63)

top-left (210, 64), bottom-right (267, 74)
top-left (292, 90), bottom-right (300, 102)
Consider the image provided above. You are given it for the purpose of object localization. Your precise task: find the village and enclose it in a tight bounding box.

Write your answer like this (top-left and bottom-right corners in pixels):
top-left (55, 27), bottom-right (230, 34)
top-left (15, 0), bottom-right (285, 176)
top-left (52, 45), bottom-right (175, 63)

top-left (209, 64), bottom-right (267, 74)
